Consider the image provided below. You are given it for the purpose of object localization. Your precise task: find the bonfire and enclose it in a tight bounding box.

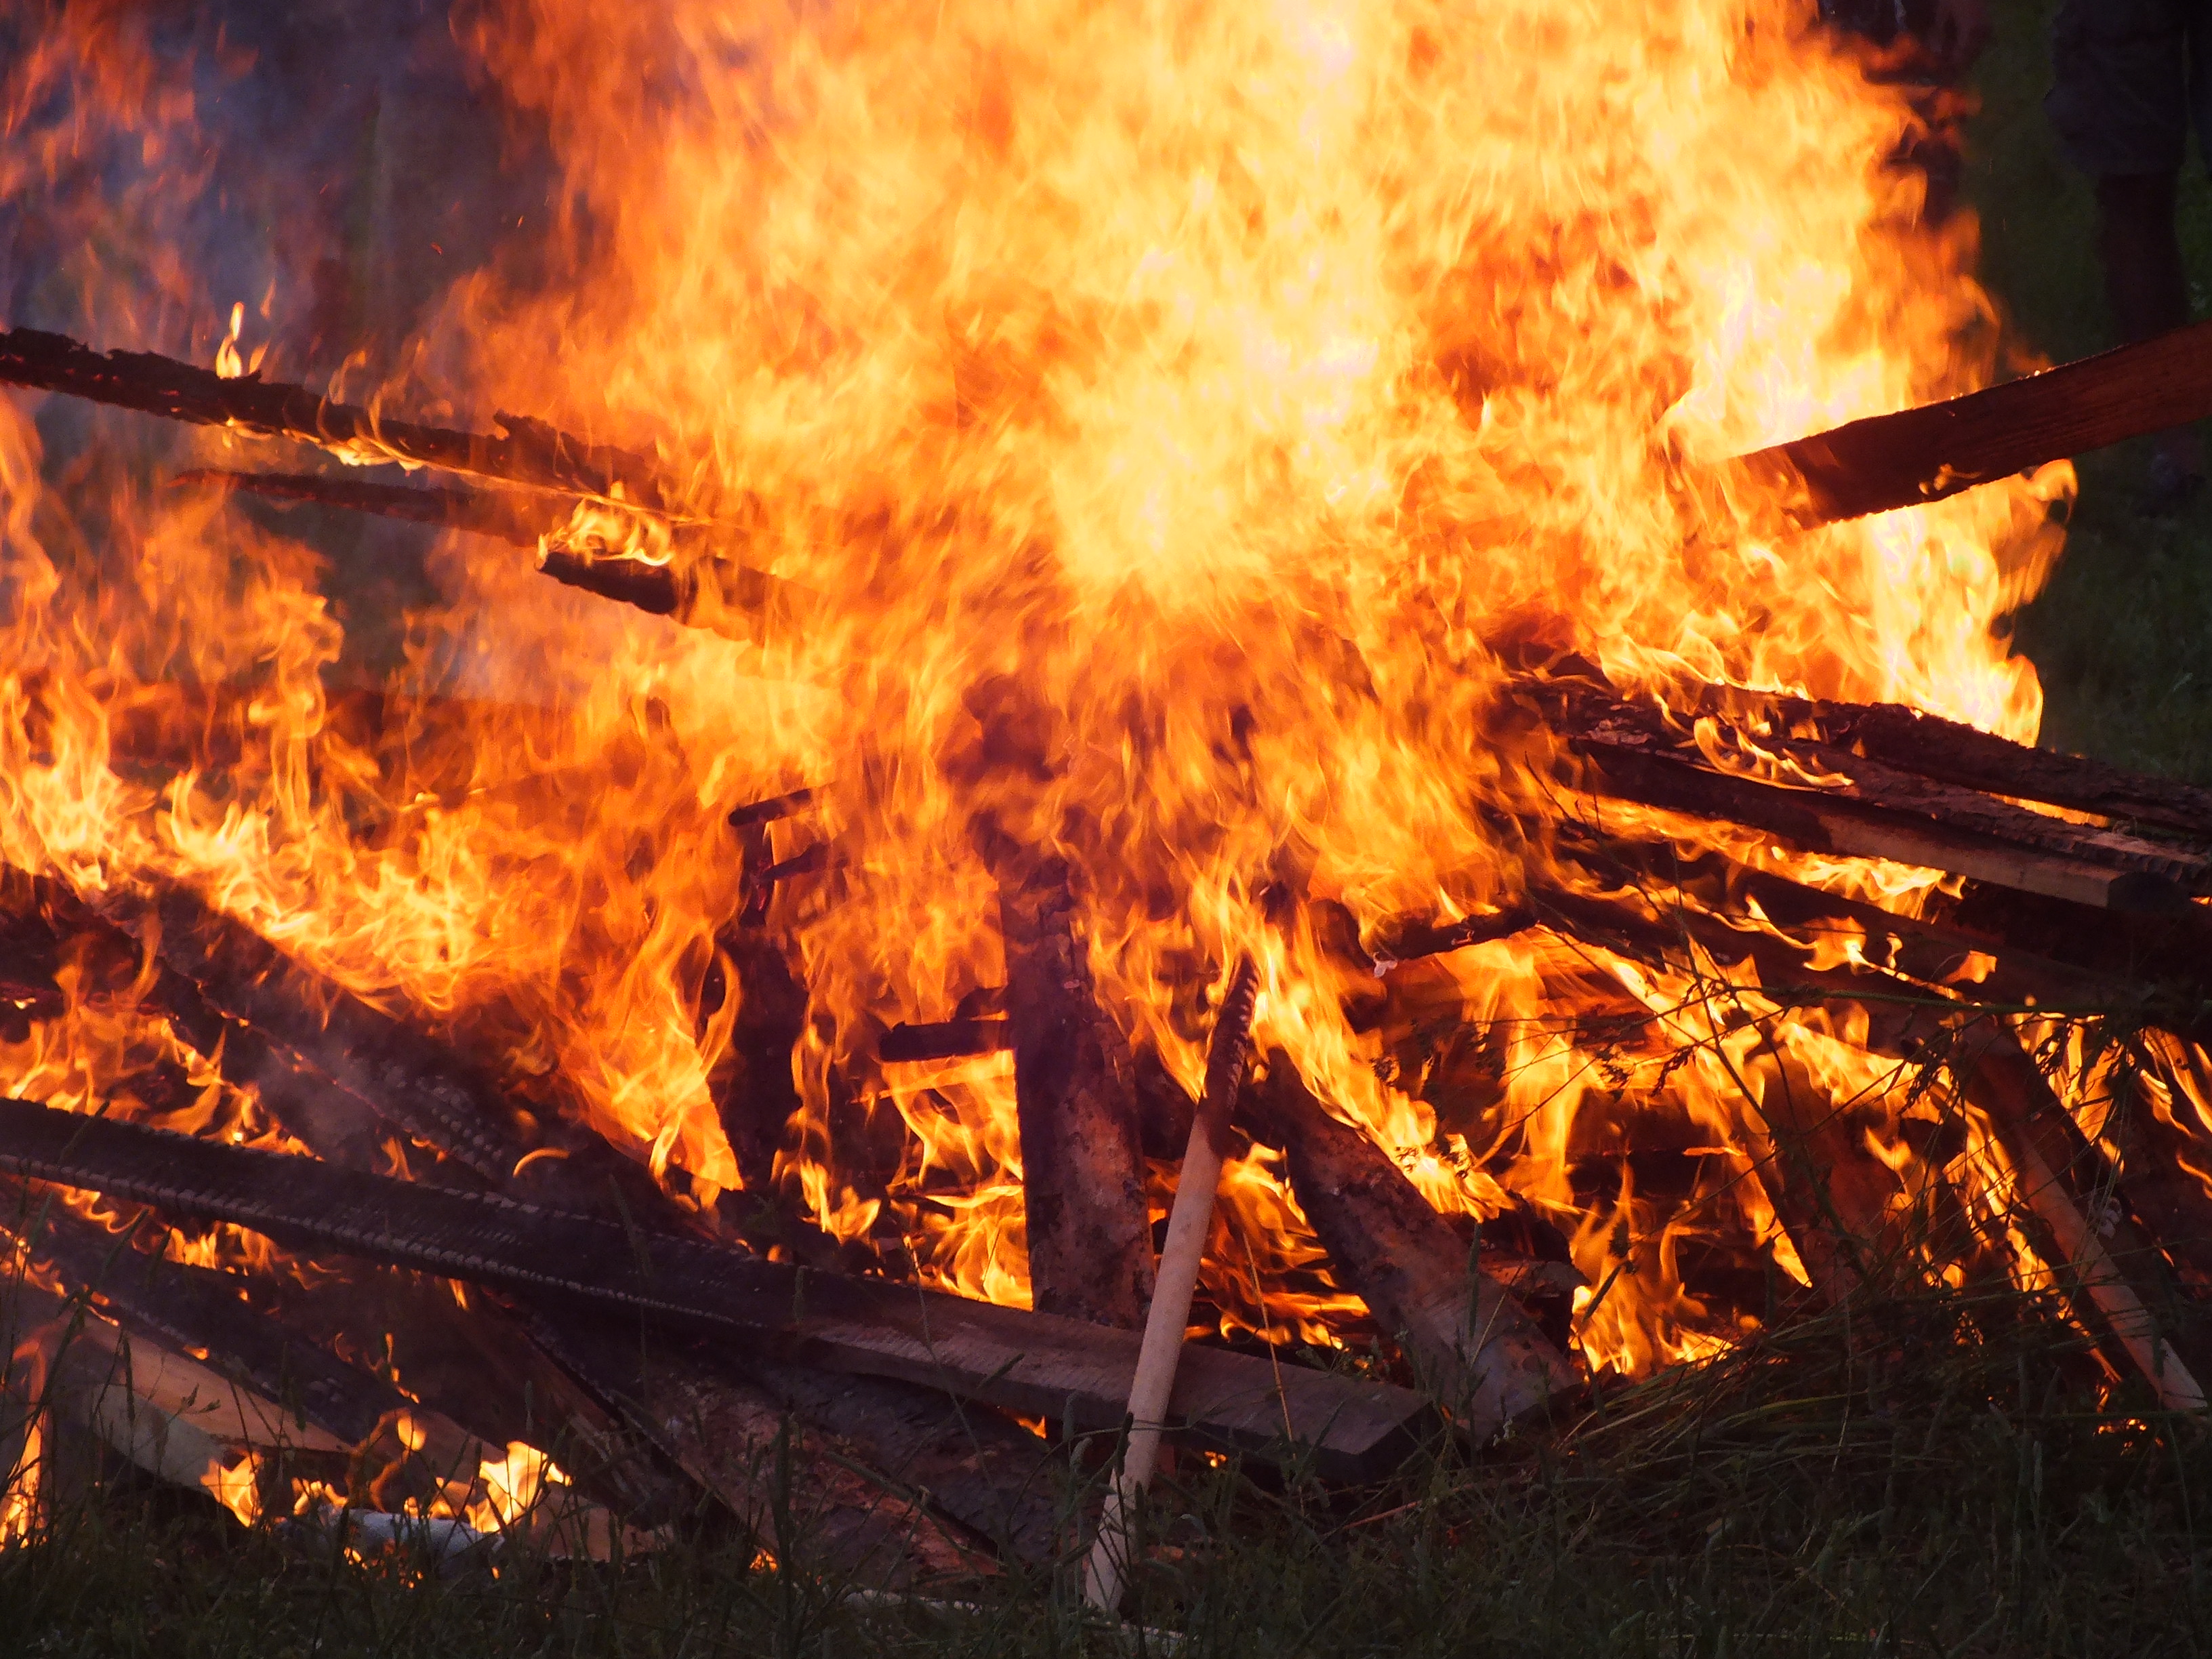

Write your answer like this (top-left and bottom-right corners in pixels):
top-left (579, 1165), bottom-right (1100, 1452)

top-left (1, 0), bottom-right (2209, 1608)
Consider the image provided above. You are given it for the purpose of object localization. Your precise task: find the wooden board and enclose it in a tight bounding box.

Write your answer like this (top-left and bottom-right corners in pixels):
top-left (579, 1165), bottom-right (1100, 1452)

top-left (1734, 318), bottom-right (2212, 526)
top-left (0, 1101), bottom-right (1430, 1481)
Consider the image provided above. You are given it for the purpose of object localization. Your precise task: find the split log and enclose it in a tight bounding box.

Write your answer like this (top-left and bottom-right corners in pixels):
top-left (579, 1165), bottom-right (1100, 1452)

top-left (0, 326), bottom-right (670, 509)
top-left (0, 1101), bottom-right (1429, 1480)
top-left (983, 846), bottom-right (1154, 1330)
top-left (1735, 316), bottom-right (2212, 526)
top-left (1244, 1059), bottom-right (1578, 1431)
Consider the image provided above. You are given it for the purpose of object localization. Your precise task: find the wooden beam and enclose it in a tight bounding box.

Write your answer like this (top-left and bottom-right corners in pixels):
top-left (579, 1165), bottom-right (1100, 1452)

top-left (1959, 1031), bottom-right (2212, 1410)
top-left (0, 327), bottom-right (670, 509)
top-left (0, 1101), bottom-right (1429, 1481)
top-left (1741, 694), bottom-right (2212, 840)
top-left (1569, 719), bottom-right (2196, 912)
top-left (1734, 319), bottom-right (2212, 527)
top-left (987, 850), bottom-right (1155, 1330)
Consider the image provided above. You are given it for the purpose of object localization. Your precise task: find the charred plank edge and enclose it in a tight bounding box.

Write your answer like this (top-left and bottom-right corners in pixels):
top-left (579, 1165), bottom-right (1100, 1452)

top-left (0, 1101), bottom-right (1429, 1480)
top-left (1570, 734), bottom-right (2190, 912)
top-left (1734, 317), bottom-right (2212, 526)
top-left (1, 1177), bottom-right (406, 1446)
top-left (880, 1019), bottom-right (1012, 1063)
top-left (1739, 693), bottom-right (2212, 840)
top-left (0, 325), bottom-right (670, 509)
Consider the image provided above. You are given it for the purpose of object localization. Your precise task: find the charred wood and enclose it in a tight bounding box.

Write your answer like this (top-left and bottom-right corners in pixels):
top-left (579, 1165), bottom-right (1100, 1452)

top-left (1721, 692), bottom-right (2212, 840)
top-left (529, 1313), bottom-right (982, 1586)
top-left (1, 1179), bottom-right (404, 1446)
top-left (880, 1019), bottom-right (1011, 1064)
top-left (0, 1100), bottom-right (1428, 1479)
top-left (1959, 1030), bottom-right (2212, 1409)
top-left (136, 884), bottom-right (686, 1225)
top-left (1734, 317), bottom-right (2212, 526)
top-left (1244, 1059), bottom-right (1578, 1432)
top-left (1568, 716), bottom-right (2195, 911)
top-left (180, 468), bottom-right (808, 645)
top-left (981, 842), bottom-right (1154, 1331)
top-left (0, 327), bottom-right (670, 509)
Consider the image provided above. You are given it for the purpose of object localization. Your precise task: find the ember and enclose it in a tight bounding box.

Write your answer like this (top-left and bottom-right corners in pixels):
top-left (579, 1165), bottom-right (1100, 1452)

top-left (2, 0), bottom-right (2210, 1614)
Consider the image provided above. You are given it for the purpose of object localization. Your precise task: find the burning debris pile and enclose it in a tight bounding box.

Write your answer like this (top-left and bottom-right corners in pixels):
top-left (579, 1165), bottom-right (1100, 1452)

top-left (5, 0), bottom-right (2212, 1610)
top-left (6, 317), bottom-right (2212, 1592)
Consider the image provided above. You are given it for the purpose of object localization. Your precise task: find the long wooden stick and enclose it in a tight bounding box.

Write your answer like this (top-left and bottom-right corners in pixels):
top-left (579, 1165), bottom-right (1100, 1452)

top-left (1084, 956), bottom-right (1261, 1615)
top-left (0, 327), bottom-right (670, 509)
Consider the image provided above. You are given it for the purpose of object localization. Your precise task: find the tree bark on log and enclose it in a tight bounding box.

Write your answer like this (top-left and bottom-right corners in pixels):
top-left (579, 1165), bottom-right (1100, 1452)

top-left (1244, 1058), bottom-right (1579, 1433)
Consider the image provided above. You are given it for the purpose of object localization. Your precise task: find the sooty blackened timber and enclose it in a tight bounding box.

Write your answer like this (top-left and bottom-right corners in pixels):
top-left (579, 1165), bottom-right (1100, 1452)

top-left (139, 886), bottom-right (686, 1224)
top-left (182, 468), bottom-right (808, 645)
top-left (1245, 1061), bottom-right (1578, 1433)
top-left (986, 848), bottom-right (1155, 1330)
top-left (529, 1313), bottom-right (981, 1586)
top-left (1734, 316), bottom-right (2212, 526)
top-left (1568, 716), bottom-right (2197, 911)
top-left (0, 1101), bottom-right (1428, 1479)
top-left (1, 1178), bottom-right (404, 1445)
top-left (536, 1309), bottom-right (1064, 1567)
top-left (1726, 693), bottom-right (2212, 840)
top-left (0, 327), bottom-right (670, 509)
top-left (0, 868), bottom-right (411, 1176)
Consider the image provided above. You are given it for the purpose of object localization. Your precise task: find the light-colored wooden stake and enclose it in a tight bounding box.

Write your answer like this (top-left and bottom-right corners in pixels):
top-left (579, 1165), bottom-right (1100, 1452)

top-left (1083, 955), bottom-right (1261, 1616)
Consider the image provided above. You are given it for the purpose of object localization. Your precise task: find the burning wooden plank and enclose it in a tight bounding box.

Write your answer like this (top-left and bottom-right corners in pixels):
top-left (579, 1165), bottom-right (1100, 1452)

top-left (533, 1315), bottom-right (987, 1586)
top-left (0, 1101), bottom-right (1429, 1480)
top-left (0, 327), bottom-right (670, 509)
top-left (979, 836), bottom-right (1155, 1331)
top-left (1567, 711), bottom-right (2202, 912)
top-left (25, 1294), bottom-right (350, 1525)
top-left (176, 468), bottom-right (812, 644)
top-left (1736, 317), bottom-right (2212, 527)
top-left (3, 1178), bottom-right (405, 1446)
top-left (1709, 692), bottom-right (2212, 840)
top-left (1959, 1032), bottom-right (2212, 1411)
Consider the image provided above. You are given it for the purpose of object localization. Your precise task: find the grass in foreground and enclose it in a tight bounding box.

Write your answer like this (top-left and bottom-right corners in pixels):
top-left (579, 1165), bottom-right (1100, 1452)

top-left (5, 1286), bottom-right (2209, 1658)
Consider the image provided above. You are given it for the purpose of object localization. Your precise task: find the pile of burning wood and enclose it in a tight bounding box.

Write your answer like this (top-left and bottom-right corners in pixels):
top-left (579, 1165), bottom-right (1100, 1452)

top-left (3, 321), bottom-right (2212, 1599)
